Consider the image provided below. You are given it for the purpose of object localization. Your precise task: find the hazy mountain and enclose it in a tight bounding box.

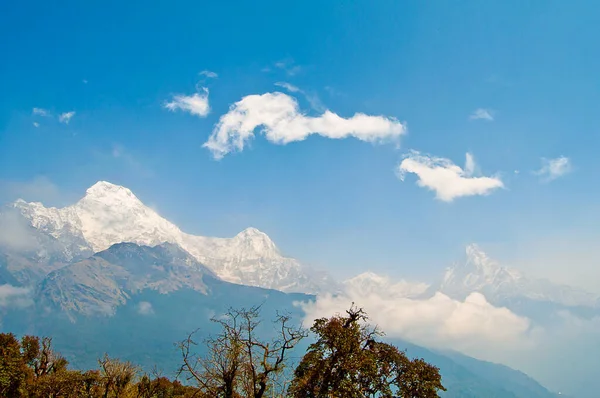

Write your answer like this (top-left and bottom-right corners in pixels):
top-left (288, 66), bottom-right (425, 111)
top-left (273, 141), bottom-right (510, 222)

top-left (6, 181), bottom-right (333, 294)
top-left (438, 244), bottom-right (599, 310)
top-left (343, 271), bottom-right (430, 298)
top-left (0, 243), bottom-right (556, 398)
top-left (0, 206), bottom-right (93, 286)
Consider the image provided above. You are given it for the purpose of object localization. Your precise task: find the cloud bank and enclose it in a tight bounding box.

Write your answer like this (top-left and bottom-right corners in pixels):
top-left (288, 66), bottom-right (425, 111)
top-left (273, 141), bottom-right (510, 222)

top-left (397, 151), bottom-right (504, 201)
top-left (298, 276), bottom-right (532, 356)
top-left (164, 88), bottom-right (210, 118)
top-left (203, 92), bottom-right (405, 159)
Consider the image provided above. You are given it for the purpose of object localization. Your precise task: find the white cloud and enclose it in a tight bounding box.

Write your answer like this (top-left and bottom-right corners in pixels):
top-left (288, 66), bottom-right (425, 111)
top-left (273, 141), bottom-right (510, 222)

top-left (0, 284), bottom-right (33, 308)
top-left (534, 156), bottom-right (572, 181)
top-left (397, 151), bottom-right (504, 201)
top-left (199, 70), bottom-right (218, 79)
top-left (33, 122), bottom-right (40, 128)
top-left (204, 92), bottom-right (405, 159)
top-left (464, 152), bottom-right (476, 176)
top-left (274, 83), bottom-right (325, 112)
top-left (137, 301), bottom-right (154, 315)
top-left (58, 111), bottom-right (76, 124)
top-left (298, 279), bottom-right (532, 356)
top-left (164, 88), bottom-right (210, 118)
top-left (274, 82), bottom-right (300, 93)
top-left (32, 107), bottom-right (50, 117)
top-left (274, 59), bottom-right (302, 76)
top-left (469, 108), bottom-right (494, 121)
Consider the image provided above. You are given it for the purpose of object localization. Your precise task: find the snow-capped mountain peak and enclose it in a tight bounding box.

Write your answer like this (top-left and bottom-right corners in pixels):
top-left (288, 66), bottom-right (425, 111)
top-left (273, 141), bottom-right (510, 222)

top-left (71, 182), bottom-right (180, 253)
top-left (230, 227), bottom-right (280, 259)
top-left (5, 181), bottom-right (330, 294)
top-left (464, 244), bottom-right (501, 275)
top-left (82, 181), bottom-right (142, 207)
top-left (439, 243), bottom-right (598, 308)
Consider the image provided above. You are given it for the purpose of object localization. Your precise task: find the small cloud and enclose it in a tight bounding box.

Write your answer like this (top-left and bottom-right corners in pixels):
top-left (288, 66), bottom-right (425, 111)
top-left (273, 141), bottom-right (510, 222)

top-left (0, 285), bottom-right (32, 309)
top-left (469, 108), bottom-right (494, 121)
top-left (397, 151), bottom-right (504, 201)
top-left (274, 59), bottom-right (303, 76)
top-left (274, 82), bottom-right (326, 112)
top-left (0, 211), bottom-right (40, 251)
top-left (137, 301), bottom-right (154, 315)
top-left (33, 122), bottom-right (40, 128)
top-left (32, 107), bottom-right (51, 117)
top-left (164, 88), bottom-right (210, 117)
top-left (199, 70), bottom-right (218, 79)
top-left (274, 82), bottom-right (301, 93)
top-left (534, 156), bottom-right (572, 182)
top-left (304, 92), bottom-right (326, 113)
top-left (82, 79), bottom-right (88, 84)
top-left (464, 152), bottom-right (476, 176)
top-left (58, 111), bottom-right (76, 124)
top-left (204, 92), bottom-right (405, 159)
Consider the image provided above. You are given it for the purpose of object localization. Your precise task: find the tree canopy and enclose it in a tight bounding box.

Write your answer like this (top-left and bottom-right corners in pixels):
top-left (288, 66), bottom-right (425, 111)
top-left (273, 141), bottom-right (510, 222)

top-left (288, 305), bottom-right (446, 398)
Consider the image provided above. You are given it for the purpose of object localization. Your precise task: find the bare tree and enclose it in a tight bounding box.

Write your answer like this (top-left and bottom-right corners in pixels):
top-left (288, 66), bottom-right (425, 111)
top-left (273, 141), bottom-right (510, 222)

top-left (178, 305), bottom-right (307, 398)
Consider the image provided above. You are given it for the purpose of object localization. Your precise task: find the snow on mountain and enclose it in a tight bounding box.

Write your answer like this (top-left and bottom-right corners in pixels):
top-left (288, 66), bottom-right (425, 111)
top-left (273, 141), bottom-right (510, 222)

top-left (8, 181), bottom-right (330, 294)
top-left (439, 244), bottom-right (598, 308)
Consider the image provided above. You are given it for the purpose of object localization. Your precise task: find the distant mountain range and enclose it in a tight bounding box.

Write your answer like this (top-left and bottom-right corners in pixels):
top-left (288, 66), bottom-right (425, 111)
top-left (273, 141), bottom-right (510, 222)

top-left (439, 244), bottom-right (599, 310)
top-left (1, 242), bottom-right (558, 398)
top-left (2, 180), bottom-right (592, 397)
top-left (4, 180), bottom-right (334, 294)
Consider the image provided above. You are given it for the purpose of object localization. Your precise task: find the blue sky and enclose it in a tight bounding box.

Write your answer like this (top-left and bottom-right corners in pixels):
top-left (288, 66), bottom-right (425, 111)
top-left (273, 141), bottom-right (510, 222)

top-left (1, 0), bottom-right (599, 288)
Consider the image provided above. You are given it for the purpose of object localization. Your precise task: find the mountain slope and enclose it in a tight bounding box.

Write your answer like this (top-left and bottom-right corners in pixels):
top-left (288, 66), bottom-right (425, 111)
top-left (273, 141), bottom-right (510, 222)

top-left (7, 181), bottom-right (332, 293)
top-left (36, 242), bottom-right (216, 317)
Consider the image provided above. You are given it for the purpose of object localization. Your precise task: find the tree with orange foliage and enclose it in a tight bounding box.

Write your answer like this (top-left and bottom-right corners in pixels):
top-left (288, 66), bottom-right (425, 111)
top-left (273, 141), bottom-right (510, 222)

top-left (288, 305), bottom-right (446, 398)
